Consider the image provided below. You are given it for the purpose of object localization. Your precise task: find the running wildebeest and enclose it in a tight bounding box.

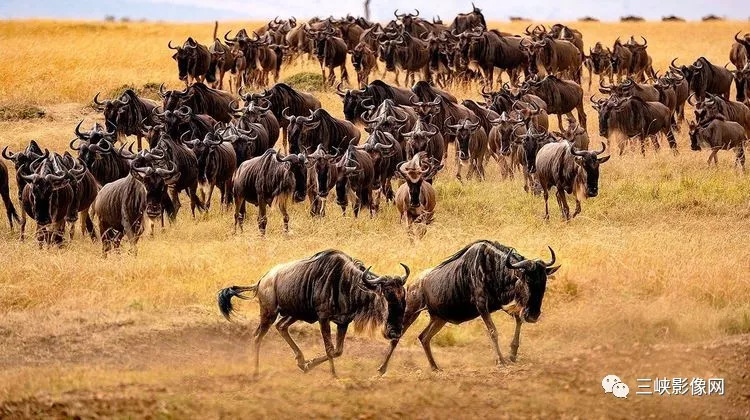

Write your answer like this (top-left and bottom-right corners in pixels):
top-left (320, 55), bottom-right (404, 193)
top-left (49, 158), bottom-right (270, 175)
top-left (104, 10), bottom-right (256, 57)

top-left (217, 249), bottom-right (409, 377)
top-left (168, 38), bottom-right (211, 86)
top-left (395, 152), bottom-right (441, 234)
top-left (93, 89), bottom-right (158, 151)
top-left (377, 240), bottom-right (559, 374)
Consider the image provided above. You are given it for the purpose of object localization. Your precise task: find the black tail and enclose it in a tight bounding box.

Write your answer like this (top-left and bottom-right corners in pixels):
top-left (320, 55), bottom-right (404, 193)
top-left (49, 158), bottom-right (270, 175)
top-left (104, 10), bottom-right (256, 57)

top-left (217, 285), bottom-right (258, 320)
top-left (0, 182), bottom-right (19, 229)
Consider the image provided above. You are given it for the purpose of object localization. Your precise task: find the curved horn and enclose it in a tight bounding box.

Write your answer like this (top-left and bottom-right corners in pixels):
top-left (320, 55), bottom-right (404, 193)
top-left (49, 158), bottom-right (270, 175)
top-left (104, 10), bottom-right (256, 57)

top-left (168, 40), bottom-right (179, 50)
top-left (399, 263), bottom-right (410, 284)
top-left (93, 92), bottom-right (107, 107)
top-left (74, 120), bottom-right (87, 139)
top-left (542, 246), bottom-right (556, 267)
top-left (2, 146), bottom-right (17, 160)
top-left (595, 141), bottom-right (606, 155)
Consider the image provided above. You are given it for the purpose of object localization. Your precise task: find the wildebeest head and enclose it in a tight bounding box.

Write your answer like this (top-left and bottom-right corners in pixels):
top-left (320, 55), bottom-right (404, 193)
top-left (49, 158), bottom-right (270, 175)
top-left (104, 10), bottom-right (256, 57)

top-left (591, 95), bottom-right (619, 137)
top-left (589, 42), bottom-right (612, 74)
top-left (159, 83), bottom-right (190, 111)
top-left (275, 152), bottom-right (308, 202)
top-left (336, 82), bottom-right (367, 121)
top-left (445, 118), bottom-right (480, 160)
top-left (519, 125), bottom-right (553, 173)
top-left (410, 96), bottom-right (441, 123)
top-left (360, 263), bottom-right (409, 339)
top-left (131, 159), bottom-right (179, 219)
top-left (687, 119), bottom-right (713, 151)
top-left (183, 131), bottom-right (223, 183)
top-left (306, 144), bottom-right (338, 199)
top-left (505, 247), bottom-right (559, 323)
top-left (571, 142), bottom-right (610, 197)
top-left (69, 120), bottom-right (117, 168)
top-left (168, 38), bottom-right (200, 81)
top-left (93, 92), bottom-right (131, 133)
top-left (2, 140), bottom-right (45, 174)
top-left (283, 108), bottom-right (319, 154)
top-left (350, 43), bottom-right (372, 71)
top-left (396, 152), bottom-right (441, 207)
top-left (22, 156), bottom-right (82, 226)
top-left (403, 122), bottom-right (438, 156)
top-left (379, 36), bottom-right (405, 71)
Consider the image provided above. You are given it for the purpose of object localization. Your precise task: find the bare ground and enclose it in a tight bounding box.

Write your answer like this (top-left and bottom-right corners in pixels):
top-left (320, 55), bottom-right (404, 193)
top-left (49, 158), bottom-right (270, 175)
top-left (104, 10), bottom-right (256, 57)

top-left (1, 312), bottom-right (748, 419)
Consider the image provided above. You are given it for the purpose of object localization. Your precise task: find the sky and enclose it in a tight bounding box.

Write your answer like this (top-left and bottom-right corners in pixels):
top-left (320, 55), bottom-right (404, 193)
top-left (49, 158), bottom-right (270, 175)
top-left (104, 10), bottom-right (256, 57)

top-left (0, 0), bottom-right (747, 22)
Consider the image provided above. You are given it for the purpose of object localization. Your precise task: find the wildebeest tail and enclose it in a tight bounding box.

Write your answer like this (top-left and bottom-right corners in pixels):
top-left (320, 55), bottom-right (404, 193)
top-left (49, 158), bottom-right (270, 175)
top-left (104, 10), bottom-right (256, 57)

top-left (217, 284), bottom-right (258, 320)
top-left (0, 181), bottom-right (19, 227)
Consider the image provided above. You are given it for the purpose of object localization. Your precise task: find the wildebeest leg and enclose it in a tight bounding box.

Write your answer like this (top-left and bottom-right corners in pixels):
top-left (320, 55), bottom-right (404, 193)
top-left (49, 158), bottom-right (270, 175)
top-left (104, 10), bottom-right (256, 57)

top-left (454, 152), bottom-right (462, 181)
top-left (650, 135), bottom-right (661, 153)
top-left (542, 188), bottom-right (550, 221)
top-left (205, 183), bottom-right (215, 211)
top-left (233, 197), bottom-right (245, 233)
top-left (315, 320), bottom-right (338, 378)
top-left (279, 197), bottom-right (290, 233)
top-left (418, 316), bottom-right (447, 371)
top-left (251, 309), bottom-right (277, 378)
top-left (189, 186), bottom-right (204, 217)
top-left (257, 200), bottom-right (268, 235)
top-left (305, 323), bottom-right (349, 371)
top-left (557, 114), bottom-right (563, 131)
top-left (275, 316), bottom-right (309, 372)
top-left (509, 315), bottom-right (523, 362)
top-left (735, 146), bottom-right (746, 173)
top-left (169, 187), bottom-right (181, 216)
top-left (555, 189), bottom-right (570, 220)
top-left (572, 197), bottom-right (582, 218)
top-left (479, 311), bottom-right (507, 367)
top-left (377, 303), bottom-right (422, 375)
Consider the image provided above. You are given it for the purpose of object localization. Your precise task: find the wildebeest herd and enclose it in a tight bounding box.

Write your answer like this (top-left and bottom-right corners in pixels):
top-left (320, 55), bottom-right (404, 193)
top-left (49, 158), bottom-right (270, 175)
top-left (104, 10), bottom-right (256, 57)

top-left (0, 7), bottom-right (748, 375)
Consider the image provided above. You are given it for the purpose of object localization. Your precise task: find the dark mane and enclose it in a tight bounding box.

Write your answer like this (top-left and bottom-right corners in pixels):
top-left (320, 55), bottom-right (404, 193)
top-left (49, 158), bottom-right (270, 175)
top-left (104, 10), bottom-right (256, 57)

top-left (435, 240), bottom-right (523, 269)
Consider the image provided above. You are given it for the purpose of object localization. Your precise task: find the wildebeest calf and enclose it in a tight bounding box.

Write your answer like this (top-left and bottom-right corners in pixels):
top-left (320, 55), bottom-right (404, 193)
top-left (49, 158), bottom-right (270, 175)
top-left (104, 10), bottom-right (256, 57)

top-left (689, 117), bottom-right (747, 171)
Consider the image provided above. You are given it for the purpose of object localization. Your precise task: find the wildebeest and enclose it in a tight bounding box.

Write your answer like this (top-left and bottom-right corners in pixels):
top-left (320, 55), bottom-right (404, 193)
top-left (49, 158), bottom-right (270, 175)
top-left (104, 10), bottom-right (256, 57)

top-left (93, 90), bottom-right (158, 151)
top-left (334, 144), bottom-right (376, 217)
top-left (94, 159), bottom-right (179, 254)
top-left (232, 149), bottom-right (307, 234)
top-left (207, 39), bottom-right (234, 91)
top-left (360, 98), bottom-right (418, 144)
top-left (70, 121), bottom-right (131, 186)
top-left (337, 79), bottom-right (415, 123)
top-left (585, 42), bottom-right (614, 89)
top-left (673, 57), bottom-right (733, 100)
top-left (168, 38), bottom-right (211, 86)
top-left (535, 141), bottom-right (610, 220)
top-left (233, 101), bottom-right (280, 147)
top-left (690, 93), bottom-right (750, 137)
top-left (305, 144), bottom-right (338, 216)
top-left (457, 28), bottom-right (527, 89)
top-left (2, 140), bottom-right (46, 239)
top-left (520, 35), bottom-right (582, 83)
top-left (377, 240), bottom-right (559, 374)
top-left (284, 108), bottom-right (361, 155)
top-left (242, 83), bottom-right (321, 153)
top-left (217, 249), bottom-right (409, 377)
top-left (610, 38), bottom-right (634, 83)
top-left (689, 118), bottom-right (746, 171)
top-left (160, 82), bottom-right (235, 123)
top-left (730, 33), bottom-right (750, 101)
top-left (445, 118), bottom-right (488, 181)
top-left (402, 119), bottom-right (445, 168)
top-left (395, 152), bottom-right (440, 235)
top-left (732, 63), bottom-right (750, 105)
top-left (184, 132), bottom-right (237, 210)
top-left (519, 75), bottom-right (586, 128)
top-left (351, 42), bottom-right (378, 87)
top-left (53, 152), bottom-right (99, 240)
top-left (0, 159), bottom-right (20, 230)
top-left (622, 36), bottom-right (655, 82)
top-left (556, 116), bottom-right (589, 150)
top-left (20, 155), bottom-right (79, 246)
top-left (450, 3), bottom-right (486, 34)
top-left (153, 133), bottom-right (204, 218)
top-left (306, 26), bottom-right (350, 86)
top-left (379, 31), bottom-right (431, 86)
top-left (145, 106), bottom-right (218, 148)
top-left (592, 95), bottom-right (677, 154)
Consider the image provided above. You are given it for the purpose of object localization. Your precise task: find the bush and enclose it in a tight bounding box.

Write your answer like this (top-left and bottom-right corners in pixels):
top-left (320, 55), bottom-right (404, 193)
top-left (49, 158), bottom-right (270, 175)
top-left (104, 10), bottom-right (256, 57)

top-left (103, 82), bottom-right (163, 102)
top-left (0, 103), bottom-right (45, 121)
top-left (283, 72), bottom-right (326, 91)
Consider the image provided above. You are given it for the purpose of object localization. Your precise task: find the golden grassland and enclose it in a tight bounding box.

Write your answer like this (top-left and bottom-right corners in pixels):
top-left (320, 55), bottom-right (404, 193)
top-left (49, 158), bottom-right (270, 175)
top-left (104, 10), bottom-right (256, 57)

top-left (0, 19), bottom-right (749, 417)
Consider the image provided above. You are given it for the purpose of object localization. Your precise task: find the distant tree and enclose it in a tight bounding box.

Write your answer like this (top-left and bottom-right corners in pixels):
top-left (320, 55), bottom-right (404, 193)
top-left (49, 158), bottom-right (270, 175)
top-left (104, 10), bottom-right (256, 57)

top-left (104, 15), bottom-right (115, 22)
top-left (364, 0), bottom-right (371, 20)
top-left (120, 17), bottom-right (131, 23)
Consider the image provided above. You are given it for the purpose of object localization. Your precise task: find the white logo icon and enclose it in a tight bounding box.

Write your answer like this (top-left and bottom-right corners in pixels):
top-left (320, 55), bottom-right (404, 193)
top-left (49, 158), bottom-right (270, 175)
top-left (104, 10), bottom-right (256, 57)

top-left (602, 374), bottom-right (629, 398)
top-left (612, 382), bottom-right (630, 398)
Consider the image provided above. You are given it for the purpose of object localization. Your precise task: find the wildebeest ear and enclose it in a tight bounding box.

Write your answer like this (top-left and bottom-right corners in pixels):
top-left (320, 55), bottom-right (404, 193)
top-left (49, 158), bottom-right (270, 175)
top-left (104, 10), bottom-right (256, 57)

top-left (597, 155), bottom-right (611, 164)
top-left (172, 53), bottom-right (178, 61)
top-left (546, 265), bottom-right (561, 276)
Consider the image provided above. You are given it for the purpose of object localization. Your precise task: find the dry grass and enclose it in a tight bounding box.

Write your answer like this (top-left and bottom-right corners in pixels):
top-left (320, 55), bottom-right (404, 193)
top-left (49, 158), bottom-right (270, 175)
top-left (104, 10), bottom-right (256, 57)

top-left (0, 19), bottom-right (749, 417)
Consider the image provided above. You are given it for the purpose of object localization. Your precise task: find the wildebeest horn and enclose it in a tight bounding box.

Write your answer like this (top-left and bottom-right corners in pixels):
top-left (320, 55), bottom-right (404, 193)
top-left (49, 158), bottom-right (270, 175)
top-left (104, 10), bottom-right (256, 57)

top-left (399, 263), bottom-right (410, 284)
top-left (2, 146), bottom-right (17, 160)
top-left (93, 92), bottom-right (108, 107)
top-left (69, 138), bottom-right (83, 151)
top-left (638, 36), bottom-right (647, 47)
top-left (118, 94), bottom-right (130, 105)
top-left (506, 254), bottom-right (536, 270)
top-left (282, 107), bottom-right (294, 121)
top-left (693, 59), bottom-right (703, 69)
top-left (229, 100), bottom-right (242, 113)
top-left (595, 142), bottom-right (606, 155)
top-left (158, 82), bottom-right (167, 98)
top-left (168, 40), bottom-right (179, 50)
top-left (335, 81), bottom-right (347, 97)
top-left (74, 120), bottom-right (87, 139)
top-left (687, 93), bottom-right (697, 106)
top-left (542, 246), bottom-right (556, 267)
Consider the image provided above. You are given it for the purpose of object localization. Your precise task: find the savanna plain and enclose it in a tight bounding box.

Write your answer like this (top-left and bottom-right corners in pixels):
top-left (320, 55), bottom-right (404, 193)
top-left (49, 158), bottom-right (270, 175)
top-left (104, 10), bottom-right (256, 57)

top-left (0, 19), bottom-right (749, 418)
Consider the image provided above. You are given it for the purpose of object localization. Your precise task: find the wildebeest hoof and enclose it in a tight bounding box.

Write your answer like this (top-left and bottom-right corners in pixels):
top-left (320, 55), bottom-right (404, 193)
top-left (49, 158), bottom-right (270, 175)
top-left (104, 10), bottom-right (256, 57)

top-left (509, 354), bottom-right (518, 363)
